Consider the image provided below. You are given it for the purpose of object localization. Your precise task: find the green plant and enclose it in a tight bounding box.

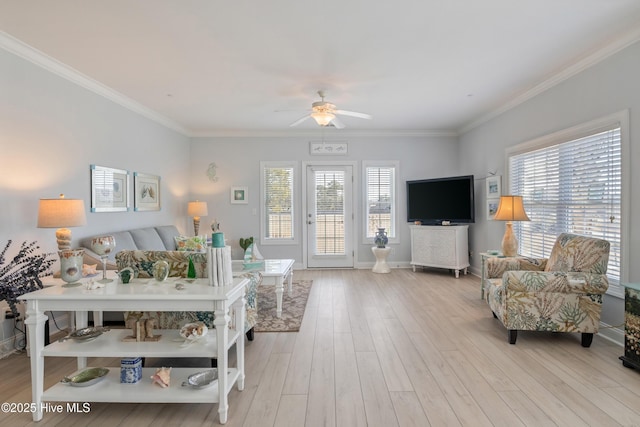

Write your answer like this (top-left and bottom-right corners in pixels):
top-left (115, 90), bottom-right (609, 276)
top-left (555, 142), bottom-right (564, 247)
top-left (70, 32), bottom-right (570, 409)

top-left (239, 237), bottom-right (254, 251)
top-left (0, 240), bottom-right (55, 317)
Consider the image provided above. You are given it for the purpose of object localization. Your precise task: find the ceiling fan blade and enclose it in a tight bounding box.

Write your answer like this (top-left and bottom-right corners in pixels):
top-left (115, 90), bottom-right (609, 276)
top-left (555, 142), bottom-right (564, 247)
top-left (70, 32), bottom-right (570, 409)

top-left (330, 116), bottom-right (346, 129)
top-left (289, 114), bottom-right (311, 127)
top-left (335, 109), bottom-right (372, 120)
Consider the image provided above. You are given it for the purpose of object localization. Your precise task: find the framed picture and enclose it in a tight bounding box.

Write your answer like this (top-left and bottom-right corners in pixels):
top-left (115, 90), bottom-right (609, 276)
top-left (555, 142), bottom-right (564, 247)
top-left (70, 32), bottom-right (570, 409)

top-left (90, 164), bottom-right (129, 212)
top-left (486, 175), bottom-right (502, 198)
top-left (487, 199), bottom-right (500, 220)
top-left (134, 172), bottom-right (160, 211)
top-left (309, 141), bottom-right (348, 155)
top-left (230, 186), bottom-right (248, 204)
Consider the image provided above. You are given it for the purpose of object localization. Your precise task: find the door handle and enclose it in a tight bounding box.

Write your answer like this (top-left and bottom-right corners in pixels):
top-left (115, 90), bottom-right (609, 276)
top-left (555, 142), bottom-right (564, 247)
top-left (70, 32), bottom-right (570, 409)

top-left (308, 221), bottom-right (314, 224)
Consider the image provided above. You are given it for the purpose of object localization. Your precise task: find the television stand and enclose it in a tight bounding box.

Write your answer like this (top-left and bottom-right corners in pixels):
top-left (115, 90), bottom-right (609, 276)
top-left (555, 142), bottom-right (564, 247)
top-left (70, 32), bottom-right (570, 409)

top-left (409, 224), bottom-right (469, 278)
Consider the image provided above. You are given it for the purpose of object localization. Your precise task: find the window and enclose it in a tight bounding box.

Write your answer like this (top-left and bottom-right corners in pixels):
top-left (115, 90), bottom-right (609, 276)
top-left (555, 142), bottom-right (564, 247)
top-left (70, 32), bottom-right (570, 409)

top-left (364, 161), bottom-right (398, 242)
top-left (261, 162), bottom-right (296, 243)
top-left (507, 112), bottom-right (628, 296)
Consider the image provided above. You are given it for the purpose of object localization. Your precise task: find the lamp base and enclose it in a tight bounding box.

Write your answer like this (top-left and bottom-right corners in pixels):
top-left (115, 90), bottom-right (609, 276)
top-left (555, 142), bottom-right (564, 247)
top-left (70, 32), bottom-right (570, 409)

top-left (55, 228), bottom-right (72, 251)
top-left (501, 222), bottom-right (518, 257)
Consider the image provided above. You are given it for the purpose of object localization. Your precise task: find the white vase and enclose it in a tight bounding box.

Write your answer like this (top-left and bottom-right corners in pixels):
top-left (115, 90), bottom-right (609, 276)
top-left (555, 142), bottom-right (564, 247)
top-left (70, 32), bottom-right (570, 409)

top-left (59, 249), bottom-right (84, 286)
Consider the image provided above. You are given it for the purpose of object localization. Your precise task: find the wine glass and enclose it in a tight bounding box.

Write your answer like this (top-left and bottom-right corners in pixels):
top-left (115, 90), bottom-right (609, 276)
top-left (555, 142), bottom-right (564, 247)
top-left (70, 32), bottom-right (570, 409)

top-left (91, 235), bottom-right (116, 283)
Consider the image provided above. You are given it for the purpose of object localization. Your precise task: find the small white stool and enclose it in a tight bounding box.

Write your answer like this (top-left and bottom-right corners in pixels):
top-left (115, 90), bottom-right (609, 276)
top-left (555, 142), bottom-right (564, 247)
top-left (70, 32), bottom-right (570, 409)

top-left (371, 246), bottom-right (392, 273)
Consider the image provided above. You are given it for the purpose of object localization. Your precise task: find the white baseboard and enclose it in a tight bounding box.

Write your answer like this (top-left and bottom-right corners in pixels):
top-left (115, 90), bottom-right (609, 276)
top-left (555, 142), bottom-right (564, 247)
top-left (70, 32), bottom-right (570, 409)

top-left (0, 331), bottom-right (24, 358)
top-left (598, 322), bottom-right (624, 346)
top-left (0, 311), bottom-right (72, 359)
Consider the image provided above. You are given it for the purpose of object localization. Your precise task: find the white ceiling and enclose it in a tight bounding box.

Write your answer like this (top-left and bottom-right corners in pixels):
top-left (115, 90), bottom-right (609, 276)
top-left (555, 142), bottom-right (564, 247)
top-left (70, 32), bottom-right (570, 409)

top-left (2, 1), bottom-right (640, 136)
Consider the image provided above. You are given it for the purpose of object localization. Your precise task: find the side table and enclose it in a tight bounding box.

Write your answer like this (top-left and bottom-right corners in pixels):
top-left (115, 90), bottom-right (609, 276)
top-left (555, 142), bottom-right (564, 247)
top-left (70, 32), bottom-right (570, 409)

top-left (372, 246), bottom-right (391, 274)
top-left (620, 283), bottom-right (640, 370)
top-left (480, 252), bottom-right (502, 299)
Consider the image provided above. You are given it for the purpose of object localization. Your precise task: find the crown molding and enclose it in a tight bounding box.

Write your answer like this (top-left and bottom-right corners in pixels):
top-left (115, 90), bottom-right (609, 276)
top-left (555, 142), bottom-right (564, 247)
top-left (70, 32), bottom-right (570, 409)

top-left (459, 26), bottom-right (640, 135)
top-left (189, 128), bottom-right (458, 139)
top-left (0, 31), bottom-right (189, 136)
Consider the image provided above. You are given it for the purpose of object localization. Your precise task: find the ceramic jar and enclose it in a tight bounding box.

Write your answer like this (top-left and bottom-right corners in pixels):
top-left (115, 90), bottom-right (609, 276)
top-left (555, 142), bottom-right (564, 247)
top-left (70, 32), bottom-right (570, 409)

top-left (153, 260), bottom-right (169, 282)
top-left (374, 228), bottom-right (388, 248)
top-left (59, 249), bottom-right (84, 284)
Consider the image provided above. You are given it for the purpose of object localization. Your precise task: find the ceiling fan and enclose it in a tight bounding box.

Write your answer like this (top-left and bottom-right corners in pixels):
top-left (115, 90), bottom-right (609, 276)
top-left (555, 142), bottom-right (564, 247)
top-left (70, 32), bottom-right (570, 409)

top-left (288, 90), bottom-right (372, 129)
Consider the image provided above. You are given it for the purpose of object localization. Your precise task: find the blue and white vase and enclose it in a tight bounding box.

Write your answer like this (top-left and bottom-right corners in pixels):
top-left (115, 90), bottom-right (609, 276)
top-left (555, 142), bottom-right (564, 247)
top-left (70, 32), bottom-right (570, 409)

top-left (374, 228), bottom-right (388, 248)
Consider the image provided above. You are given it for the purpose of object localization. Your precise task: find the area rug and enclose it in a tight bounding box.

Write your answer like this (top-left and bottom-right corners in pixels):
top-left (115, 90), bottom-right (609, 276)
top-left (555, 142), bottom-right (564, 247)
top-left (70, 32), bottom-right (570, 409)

top-left (255, 280), bottom-right (313, 332)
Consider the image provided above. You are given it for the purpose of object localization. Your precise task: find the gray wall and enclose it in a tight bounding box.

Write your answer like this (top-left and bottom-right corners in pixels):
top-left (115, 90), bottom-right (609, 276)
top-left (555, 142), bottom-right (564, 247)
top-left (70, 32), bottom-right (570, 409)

top-left (189, 134), bottom-right (460, 264)
top-left (0, 49), bottom-right (192, 275)
top-left (459, 40), bottom-right (640, 328)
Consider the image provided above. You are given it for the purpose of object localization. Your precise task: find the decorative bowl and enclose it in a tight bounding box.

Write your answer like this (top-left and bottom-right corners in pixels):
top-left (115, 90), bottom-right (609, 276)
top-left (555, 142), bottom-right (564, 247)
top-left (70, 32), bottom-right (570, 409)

top-left (179, 322), bottom-right (208, 340)
top-left (59, 326), bottom-right (106, 342)
top-left (61, 367), bottom-right (109, 387)
top-left (182, 369), bottom-right (218, 389)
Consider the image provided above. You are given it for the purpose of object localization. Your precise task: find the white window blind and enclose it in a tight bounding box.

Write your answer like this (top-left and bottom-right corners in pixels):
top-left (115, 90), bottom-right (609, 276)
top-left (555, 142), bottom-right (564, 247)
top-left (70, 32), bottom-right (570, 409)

top-left (509, 126), bottom-right (621, 283)
top-left (314, 171), bottom-right (345, 254)
top-left (365, 165), bottom-right (396, 238)
top-left (263, 166), bottom-right (294, 240)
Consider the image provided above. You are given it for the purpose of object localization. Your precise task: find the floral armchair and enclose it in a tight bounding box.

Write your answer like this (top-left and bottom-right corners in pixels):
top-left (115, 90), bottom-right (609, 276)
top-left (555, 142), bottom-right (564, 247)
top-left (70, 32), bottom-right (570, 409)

top-left (484, 233), bottom-right (610, 347)
top-left (115, 250), bottom-right (260, 341)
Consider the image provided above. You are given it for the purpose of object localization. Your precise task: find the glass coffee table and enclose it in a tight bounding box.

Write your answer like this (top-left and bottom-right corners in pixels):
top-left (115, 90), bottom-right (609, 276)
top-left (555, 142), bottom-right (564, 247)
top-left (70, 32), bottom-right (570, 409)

top-left (233, 259), bottom-right (294, 318)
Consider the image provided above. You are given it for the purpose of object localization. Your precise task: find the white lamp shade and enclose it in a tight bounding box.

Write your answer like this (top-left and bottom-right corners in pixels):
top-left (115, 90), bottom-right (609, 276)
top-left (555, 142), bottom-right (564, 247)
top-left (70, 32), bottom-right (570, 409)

top-left (188, 201), bottom-right (208, 217)
top-left (311, 111), bottom-right (335, 126)
top-left (37, 196), bottom-right (87, 228)
top-left (493, 195), bottom-right (530, 222)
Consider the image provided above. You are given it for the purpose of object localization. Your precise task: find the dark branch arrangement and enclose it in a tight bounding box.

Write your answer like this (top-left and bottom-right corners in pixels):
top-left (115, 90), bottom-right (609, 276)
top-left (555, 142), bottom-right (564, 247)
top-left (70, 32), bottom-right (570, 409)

top-left (0, 240), bottom-right (55, 317)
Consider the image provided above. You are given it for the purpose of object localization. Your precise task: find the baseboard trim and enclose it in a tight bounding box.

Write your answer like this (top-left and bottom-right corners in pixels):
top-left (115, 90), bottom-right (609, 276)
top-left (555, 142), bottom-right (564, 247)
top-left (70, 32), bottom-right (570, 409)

top-left (598, 322), bottom-right (624, 347)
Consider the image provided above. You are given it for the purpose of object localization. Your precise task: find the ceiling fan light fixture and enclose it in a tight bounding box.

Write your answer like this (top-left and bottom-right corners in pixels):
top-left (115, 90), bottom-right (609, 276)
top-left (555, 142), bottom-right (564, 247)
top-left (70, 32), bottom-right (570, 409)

top-left (311, 111), bottom-right (335, 126)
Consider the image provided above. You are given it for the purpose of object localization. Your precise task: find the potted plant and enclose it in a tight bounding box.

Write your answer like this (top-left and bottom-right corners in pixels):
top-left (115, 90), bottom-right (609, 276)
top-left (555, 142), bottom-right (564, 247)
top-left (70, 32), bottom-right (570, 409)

top-left (0, 240), bottom-right (55, 317)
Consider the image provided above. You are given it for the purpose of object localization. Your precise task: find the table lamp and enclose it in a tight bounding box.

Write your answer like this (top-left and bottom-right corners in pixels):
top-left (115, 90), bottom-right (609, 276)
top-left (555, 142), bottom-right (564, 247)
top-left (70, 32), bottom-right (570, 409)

top-left (37, 194), bottom-right (87, 286)
top-left (187, 200), bottom-right (208, 236)
top-left (493, 195), bottom-right (530, 257)
top-left (37, 194), bottom-right (87, 250)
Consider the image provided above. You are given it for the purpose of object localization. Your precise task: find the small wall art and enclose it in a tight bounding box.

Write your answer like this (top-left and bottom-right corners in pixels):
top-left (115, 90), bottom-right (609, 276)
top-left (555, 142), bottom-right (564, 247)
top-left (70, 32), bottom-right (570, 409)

top-left (487, 199), bottom-right (500, 220)
top-left (90, 164), bottom-right (129, 212)
top-left (486, 175), bottom-right (502, 199)
top-left (134, 172), bottom-right (160, 211)
top-left (309, 141), bottom-right (348, 155)
top-left (230, 186), bottom-right (248, 204)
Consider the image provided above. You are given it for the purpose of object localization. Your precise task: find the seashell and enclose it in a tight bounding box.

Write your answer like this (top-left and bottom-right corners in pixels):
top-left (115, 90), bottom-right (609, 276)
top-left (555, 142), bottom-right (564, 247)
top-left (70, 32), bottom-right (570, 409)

top-left (150, 367), bottom-right (171, 388)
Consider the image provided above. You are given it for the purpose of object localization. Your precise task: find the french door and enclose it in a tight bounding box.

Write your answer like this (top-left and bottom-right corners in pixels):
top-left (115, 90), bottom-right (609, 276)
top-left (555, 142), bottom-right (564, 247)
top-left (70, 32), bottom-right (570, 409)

top-left (306, 164), bottom-right (354, 268)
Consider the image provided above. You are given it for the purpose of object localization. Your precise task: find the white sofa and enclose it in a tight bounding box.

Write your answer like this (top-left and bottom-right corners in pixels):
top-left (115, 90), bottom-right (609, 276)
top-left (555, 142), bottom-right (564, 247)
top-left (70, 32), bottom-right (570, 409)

top-left (79, 225), bottom-right (181, 270)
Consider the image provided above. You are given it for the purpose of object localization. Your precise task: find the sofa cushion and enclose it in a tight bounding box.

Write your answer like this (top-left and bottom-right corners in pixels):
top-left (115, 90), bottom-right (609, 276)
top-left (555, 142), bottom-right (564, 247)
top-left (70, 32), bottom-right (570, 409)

top-left (116, 250), bottom-right (208, 278)
top-left (129, 228), bottom-right (166, 251)
top-left (174, 235), bottom-right (207, 252)
top-left (155, 225), bottom-right (180, 250)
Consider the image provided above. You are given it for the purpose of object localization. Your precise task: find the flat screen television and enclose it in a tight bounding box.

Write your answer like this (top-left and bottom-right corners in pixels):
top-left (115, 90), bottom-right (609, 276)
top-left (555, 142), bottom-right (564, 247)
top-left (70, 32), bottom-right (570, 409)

top-left (406, 175), bottom-right (475, 224)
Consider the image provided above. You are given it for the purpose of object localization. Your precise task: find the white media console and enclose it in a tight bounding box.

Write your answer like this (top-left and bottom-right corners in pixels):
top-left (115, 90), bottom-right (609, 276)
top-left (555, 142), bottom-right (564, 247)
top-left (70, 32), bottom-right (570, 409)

top-left (409, 224), bottom-right (469, 278)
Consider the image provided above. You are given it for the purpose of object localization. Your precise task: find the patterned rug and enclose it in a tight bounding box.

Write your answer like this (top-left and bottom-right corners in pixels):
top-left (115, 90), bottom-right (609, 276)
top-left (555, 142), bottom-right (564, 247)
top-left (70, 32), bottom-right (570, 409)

top-left (255, 280), bottom-right (313, 332)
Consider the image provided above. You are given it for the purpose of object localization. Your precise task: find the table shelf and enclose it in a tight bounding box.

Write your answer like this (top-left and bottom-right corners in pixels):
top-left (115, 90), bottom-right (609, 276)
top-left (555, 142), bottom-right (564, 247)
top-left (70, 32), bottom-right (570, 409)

top-left (44, 367), bottom-right (239, 403)
top-left (42, 328), bottom-right (241, 358)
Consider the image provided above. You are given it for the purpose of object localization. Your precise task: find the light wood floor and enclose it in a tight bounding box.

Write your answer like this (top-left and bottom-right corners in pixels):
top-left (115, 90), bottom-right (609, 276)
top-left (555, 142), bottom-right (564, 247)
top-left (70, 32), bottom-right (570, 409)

top-left (2, 268), bottom-right (640, 426)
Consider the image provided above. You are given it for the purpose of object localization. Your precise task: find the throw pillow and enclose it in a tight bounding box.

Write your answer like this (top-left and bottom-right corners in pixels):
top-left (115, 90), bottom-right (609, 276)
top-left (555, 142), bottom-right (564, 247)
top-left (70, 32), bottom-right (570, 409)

top-left (174, 236), bottom-right (207, 252)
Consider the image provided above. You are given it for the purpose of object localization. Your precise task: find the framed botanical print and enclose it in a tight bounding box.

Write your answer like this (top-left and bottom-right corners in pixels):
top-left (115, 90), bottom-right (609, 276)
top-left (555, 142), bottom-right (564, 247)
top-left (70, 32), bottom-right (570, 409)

top-left (486, 175), bottom-right (501, 199)
top-left (487, 199), bottom-right (500, 220)
top-left (134, 172), bottom-right (160, 211)
top-left (90, 164), bottom-right (129, 212)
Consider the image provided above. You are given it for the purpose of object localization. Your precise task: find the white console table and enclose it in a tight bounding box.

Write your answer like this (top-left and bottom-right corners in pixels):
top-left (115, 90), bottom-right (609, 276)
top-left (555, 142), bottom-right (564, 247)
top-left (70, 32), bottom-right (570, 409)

top-left (19, 276), bottom-right (248, 424)
top-left (409, 224), bottom-right (469, 278)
